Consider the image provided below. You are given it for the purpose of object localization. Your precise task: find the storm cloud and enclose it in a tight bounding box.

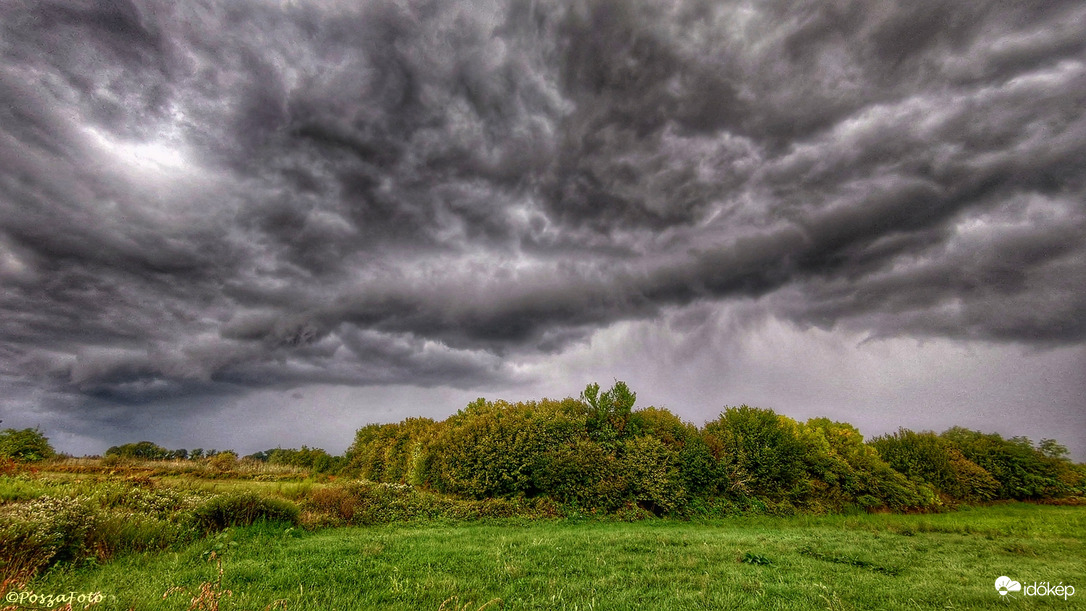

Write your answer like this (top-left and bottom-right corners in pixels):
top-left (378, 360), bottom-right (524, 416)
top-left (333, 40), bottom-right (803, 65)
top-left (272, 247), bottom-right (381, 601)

top-left (1, 0), bottom-right (1083, 448)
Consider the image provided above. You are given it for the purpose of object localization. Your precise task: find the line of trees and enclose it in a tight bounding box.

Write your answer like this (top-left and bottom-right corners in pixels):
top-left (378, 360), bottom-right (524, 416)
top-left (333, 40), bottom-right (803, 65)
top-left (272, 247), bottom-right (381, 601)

top-left (104, 442), bottom-right (229, 461)
top-left (344, 382), bottom-right (1085, 514)
top-left (100, 441), bottom-right (345, 473)
top-left (245, 446), bottom-right (345, 473)
top-left (5, 383), bottom-right (1083, 516)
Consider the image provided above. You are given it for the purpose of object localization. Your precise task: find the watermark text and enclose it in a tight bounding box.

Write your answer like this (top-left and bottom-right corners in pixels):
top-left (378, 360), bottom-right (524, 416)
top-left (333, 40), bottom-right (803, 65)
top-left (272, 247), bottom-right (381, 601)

top-left (4, 590), bottom-right (104, 607)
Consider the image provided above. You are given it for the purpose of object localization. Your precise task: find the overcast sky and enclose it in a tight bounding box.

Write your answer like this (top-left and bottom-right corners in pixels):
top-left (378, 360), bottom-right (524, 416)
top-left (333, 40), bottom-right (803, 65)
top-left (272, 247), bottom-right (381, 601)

top-left (1, 0), bottom-right (1084, 460)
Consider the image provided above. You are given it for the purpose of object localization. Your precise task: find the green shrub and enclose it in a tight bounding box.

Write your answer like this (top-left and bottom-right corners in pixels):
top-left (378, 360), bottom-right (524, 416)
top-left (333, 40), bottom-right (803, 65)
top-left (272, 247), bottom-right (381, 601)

top-left (346, 418), bottom-right (438, 483)
top-left (870, 429), bottom-right (999, 502)
top-left (940, 428), bottom-right (1078, 500)
top-left (620, 435), bottom-right (688, 515)
top-left (192, 492), bottom-right (300, 531)
top-left (801, 419), bottom-right (934, 511)
top-left (427, 398), bottom-right (585, 499)
top-left (0, 496), bottom-right (98, 577)
top-left (703, 406), bottom-right (808, 499)
top-left (533, 438), bottom-right (626, 512)
top-left (207, 451), bottom-right (239, 472)
top-left (0, 428), bottom-right (55, 462)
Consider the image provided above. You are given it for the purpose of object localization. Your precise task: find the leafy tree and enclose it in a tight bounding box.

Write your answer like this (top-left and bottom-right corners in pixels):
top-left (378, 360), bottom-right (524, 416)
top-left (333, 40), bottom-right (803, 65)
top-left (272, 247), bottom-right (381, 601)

top-left (105, 441), bottom-right (171, 460)
top-left (0, 428), bottom-right (55, 462)
top-left (582, 381), bottom-right (638, 444)
top-left (1039, 438), bottom-right (1069, 460)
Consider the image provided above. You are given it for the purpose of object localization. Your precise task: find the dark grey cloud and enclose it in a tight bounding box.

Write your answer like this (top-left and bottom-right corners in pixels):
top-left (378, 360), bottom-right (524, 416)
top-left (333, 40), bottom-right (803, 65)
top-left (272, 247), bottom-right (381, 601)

top-left (1, 0), bottom-right (1084, 416)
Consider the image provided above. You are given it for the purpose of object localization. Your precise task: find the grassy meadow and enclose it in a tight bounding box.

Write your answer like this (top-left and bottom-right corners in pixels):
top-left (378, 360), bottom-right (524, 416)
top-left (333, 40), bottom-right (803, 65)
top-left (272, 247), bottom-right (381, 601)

top-left (15, 504), bottom-right (1086, 610)
top-left (2, 458), bottom-right (1084, 610)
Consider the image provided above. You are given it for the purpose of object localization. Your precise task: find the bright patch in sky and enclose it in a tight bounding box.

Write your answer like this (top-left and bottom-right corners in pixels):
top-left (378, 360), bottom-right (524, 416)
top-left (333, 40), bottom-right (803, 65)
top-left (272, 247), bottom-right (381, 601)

top-left (85, 127), bottom-right (189, 173)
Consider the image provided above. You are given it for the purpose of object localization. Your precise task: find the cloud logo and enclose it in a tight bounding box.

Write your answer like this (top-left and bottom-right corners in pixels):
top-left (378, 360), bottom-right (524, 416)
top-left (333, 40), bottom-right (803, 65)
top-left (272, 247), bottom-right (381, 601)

top-left (995, 576), bottom-right (1022, 596)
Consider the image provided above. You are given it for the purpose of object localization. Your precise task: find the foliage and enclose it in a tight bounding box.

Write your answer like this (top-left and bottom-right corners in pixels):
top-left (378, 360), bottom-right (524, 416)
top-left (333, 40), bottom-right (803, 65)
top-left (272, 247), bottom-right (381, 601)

top-left (801, 419), bottom-right (933, 511)
top-left (939, 427), bottom-right (1083, 499)
top-left (870, 429), bottom-right (1000, 502)
top-left (191, 492), bottom-right (300, 532)
top-left (427, 398), bottom-right (586, 499)
top-left (533, 438), bottom-right (626, 511)
top-left (251, 446), bottom-right (345, 474)
top-left (0, 428), bottom-right (55, 462)
top-left (345, 418), bottom-right (438, 484)
top-left (105, 440), bottom-right (174, 460)
top-left (341, 383), bottom-right (1081, 515)
top-left (207, 451), bottom-right (239, 472)
top-left (702, 406), bottom-right (809, 499)
top-left (582, 380), bottom-right (638, 444)
top-left (620, 435), bottom-right (688, 514)
top-left (0, 496), bottom-right (97, 577)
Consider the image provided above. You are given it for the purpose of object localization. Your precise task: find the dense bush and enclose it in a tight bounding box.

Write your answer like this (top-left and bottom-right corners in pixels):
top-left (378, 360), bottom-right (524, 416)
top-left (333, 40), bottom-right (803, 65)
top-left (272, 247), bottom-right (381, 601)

top-left (620, 435), bottom-right (687, 514)
top-left (207, 450), bottom-right (239, 472)
top-left (0, 496), bottom-right (96, 576)
top-left (870, 429), bottom-right (1000, 502)
top-left (702, 406), bottom-right (809, 499)
top-left (342, 383), bottom-right (1082, 514)
top-left (802, 419), bottom-right (933, 511)
top-left (191, 492), bottom-right (300, 531)
top-left (346, 418), bottom-right (438, 484)
top-left (534, 438), bottom-right (626, 511)
top-left (425, 398), bottom-right (586, 498)
top-left (0, 428), bottom-right (55, 462)
top-left (940, 428), bottom-right (1084, 500)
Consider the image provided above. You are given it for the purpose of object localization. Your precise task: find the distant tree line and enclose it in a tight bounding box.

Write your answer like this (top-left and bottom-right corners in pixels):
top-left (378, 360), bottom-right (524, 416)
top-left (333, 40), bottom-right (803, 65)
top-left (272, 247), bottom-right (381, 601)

top-left (343, 382), bottom-right (1086, 514)
top-left (244, 446), bottom-right (345, 473)
top-left (104, 442), bottom-right (229, 461)
top-left (98, 441), bottom-right (344, 473)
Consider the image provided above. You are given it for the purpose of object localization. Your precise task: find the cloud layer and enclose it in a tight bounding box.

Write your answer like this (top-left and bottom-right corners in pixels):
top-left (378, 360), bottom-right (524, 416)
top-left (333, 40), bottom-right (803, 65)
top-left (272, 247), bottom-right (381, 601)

top-left (1, 0), bottom-right (1084, 408)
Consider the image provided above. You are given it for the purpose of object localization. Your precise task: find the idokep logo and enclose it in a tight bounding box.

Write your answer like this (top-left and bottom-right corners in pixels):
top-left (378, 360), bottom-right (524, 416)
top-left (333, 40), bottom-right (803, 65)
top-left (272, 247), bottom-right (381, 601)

top-left (995, 576), bottom-right (1076, 601)
top-left (995, 576), bottom-right (1022, 596)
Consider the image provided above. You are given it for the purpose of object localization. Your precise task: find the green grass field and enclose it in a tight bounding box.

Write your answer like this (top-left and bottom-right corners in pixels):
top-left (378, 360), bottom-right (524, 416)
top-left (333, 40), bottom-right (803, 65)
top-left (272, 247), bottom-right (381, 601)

top-left (15, 503), bottom-right (1085, 611)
